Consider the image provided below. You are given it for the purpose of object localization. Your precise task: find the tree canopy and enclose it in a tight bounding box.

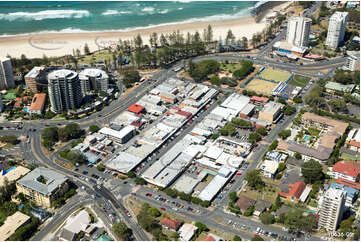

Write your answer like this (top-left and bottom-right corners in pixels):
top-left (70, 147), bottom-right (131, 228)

top-left (301, 159), bottom-right (324, 184)
top-left (112, 222), bottom-right (132, 240)
top-left (245, 170), bottom-right (264, 190)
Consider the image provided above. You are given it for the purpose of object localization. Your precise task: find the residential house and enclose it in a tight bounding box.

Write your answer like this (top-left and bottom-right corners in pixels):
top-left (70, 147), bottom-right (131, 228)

top-left (254, 200), bottom-right (272, 216)
top-left (235, 195), bottom-right (256, 213)
top-left (279, 181), bottom-right (306, 203)
top-left (160, 217), bottom-right (182, 231)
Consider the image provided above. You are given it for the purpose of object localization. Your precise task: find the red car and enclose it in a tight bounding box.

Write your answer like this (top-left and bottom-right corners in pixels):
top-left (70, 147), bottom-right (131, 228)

top-left (254, 234), bottom-right (260, 237)
top-left (160, 207), bottom-right (166, 211)
top-left (146, 193), bottom-right (152, 197)
top-left (236, 173), bottom-right (242, 176)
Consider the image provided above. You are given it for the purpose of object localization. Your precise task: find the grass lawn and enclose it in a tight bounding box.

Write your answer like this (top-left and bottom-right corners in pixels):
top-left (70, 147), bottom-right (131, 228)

top-left (220, 63), bottom-right (244, 72)
top-left (258, 68), bottom-right (292, 83)
top-left (3, 91), bottom-right (16, 101)
top-left (79, 50), bottom-right (116, 65)
top-left (288, 75), bottom-right (311, 87)
top-left (341, 152), bottom-right (360, 161)
top-left (308, 127), bottom-right (321, 136)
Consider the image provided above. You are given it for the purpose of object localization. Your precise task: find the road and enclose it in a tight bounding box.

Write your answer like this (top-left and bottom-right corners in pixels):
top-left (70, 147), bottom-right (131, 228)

top-left (31, 195), bottom-right (92, 241)
top-left (0, 11), bottom-right (347, 239)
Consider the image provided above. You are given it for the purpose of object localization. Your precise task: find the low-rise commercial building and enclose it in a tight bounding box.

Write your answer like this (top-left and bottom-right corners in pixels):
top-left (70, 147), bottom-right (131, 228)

top-left (178, 223), bottom-right (198, 241)
top-left (260, 160), bottom-right (279, 178)
top-left (325, 81), bottom-right (356, 94)
top-left (16, 167), bottom-right (69, 208)
top-left (258, 101), bottom-right (284, 123)
top-left (99, 126), bottom-right (136, 144)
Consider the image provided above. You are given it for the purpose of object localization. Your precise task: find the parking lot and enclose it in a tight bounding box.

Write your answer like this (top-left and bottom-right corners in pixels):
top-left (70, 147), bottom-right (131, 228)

top-left (72, 162), bottom-right (114, 183)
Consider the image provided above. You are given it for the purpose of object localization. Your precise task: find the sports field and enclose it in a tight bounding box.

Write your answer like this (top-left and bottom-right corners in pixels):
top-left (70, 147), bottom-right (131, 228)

top-left (246, 78), bottom-right (278, 95)
top-left (259, 68), bottom-right (292, 83)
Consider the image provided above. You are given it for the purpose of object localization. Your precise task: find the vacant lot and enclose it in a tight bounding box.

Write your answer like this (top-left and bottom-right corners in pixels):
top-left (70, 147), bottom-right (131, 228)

top-left (259, 68), bottom-right (292, 83)
top-left (288, 75), bottom-right (311, 87)
top-left (246, 78), bottom-right (278, 95)
top-left (239, 186), bottom-right (278, 204)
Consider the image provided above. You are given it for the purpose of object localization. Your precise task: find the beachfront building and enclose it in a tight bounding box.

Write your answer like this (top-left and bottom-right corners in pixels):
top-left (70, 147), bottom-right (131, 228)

top-left (47, 69), bottom-right (82, 113)
top-left (79, 68), bottom-right (109, 95)
top-left (318, 188), bottom-right (346, 231)
top-left (16, 167), bottom-right (69, 208)
top-left (24, 66), bottom-right (46, 93)
top-left (286, 16), bottom-right (312, 48)
top-left (0, 58), bottom-right (15, 90)
top-left (326, 12), bottom-right (349, 48)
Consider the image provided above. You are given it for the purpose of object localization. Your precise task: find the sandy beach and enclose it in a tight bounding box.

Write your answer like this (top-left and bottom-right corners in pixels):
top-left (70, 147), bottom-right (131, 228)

top-left (0, 16), bottom-right (266, 59)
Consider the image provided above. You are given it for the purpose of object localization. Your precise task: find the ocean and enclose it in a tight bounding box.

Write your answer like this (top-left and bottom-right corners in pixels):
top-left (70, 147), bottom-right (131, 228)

top-left (0, 1), bottom-right (256, 36)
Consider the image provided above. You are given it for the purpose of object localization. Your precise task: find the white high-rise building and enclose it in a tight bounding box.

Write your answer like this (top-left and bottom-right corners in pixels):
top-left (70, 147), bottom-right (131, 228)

top-left (345, 52), bottom-right (360, 71)
top-left (47, 69), bottom-right (82, 113)
top-left (326, 12), bottom-right (349, 48)
top-left (0, 58), bottom-right (15, 90)
top-left (79, 68), bottom-right (109, 96)
top-left (318, 188), bottom-right (346, 232)
top-left (286, 16), bottom-right (312, 48)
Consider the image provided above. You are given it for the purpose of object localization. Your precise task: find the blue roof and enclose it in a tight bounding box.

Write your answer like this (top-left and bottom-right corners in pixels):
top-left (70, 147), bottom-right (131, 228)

top-left (325, 183), bottom-right (359, 198)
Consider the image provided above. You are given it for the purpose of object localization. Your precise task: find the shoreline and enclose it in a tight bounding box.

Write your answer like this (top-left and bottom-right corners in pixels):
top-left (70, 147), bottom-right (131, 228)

top-left (0, 16), bottom-right (265, 59)
top-left (0, 2), bottom-right (291, 59)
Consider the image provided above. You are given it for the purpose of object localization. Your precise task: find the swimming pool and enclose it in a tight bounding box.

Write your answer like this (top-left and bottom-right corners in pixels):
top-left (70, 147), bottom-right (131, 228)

top-left (24, 107), bottom-right (29, 112)
top-left (304, 135), bottom-right (310, 141)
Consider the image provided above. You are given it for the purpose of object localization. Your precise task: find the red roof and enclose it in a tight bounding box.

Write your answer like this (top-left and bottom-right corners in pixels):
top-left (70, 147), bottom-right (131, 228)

top-left (29, 93), bottom-right (46, 111)
top-left (336, 178), bottom-right (360, 190)
top-left (127, 104), bottom-right (145, 114)
top-left (348, 140), bottom-right (360, 148)
top-left (251, 96), bottom-right (269, 103)
top-left (176, 110), bottom-right (192, 118)
top-left (333, 161), bottom-right (360, 178)
top-left (279, 182), bottom-right (306, 199)
top-left (205, 236), bottom-right (216, 241)
top-left (160, 218), bottom-right (181, 231)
